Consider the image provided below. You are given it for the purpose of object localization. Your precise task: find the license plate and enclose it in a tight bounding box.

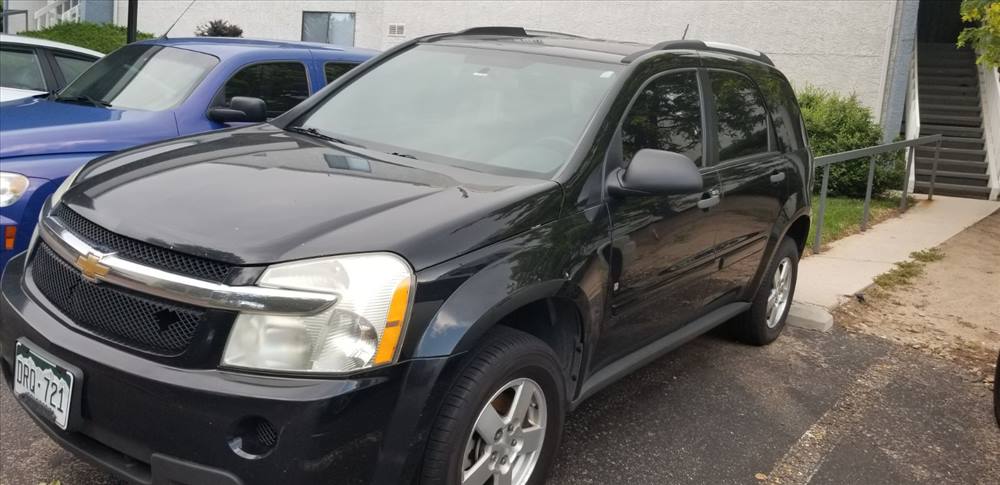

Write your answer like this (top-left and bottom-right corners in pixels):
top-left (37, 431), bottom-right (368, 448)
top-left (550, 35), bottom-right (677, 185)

top-left (13, 341), bottom-right (74, 429)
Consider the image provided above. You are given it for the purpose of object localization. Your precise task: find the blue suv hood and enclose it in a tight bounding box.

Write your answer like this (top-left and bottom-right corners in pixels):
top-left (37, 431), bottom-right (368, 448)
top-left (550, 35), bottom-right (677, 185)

top-left (0, 97), bottom-right (178, 158)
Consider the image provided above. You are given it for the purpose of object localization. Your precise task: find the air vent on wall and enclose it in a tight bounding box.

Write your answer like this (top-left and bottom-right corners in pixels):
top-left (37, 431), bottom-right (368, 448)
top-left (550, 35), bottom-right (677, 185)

top-left (388, 23), bottom-right (405, 37)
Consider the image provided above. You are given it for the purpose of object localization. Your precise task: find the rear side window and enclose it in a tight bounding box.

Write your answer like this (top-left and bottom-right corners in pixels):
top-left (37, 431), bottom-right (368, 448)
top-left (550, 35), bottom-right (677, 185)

top-left (222, 62), bottom-right (309, 118)
top-left (710, 70), bottom-right (770, 161)
top-left (0, 48), bottom-right (46, 91)
top-left (324, 62), bottom-right (356, 84)
top-left (621, 71), bottom-right (703, 165)
top-left (53, 54), bottom-right (94, 84)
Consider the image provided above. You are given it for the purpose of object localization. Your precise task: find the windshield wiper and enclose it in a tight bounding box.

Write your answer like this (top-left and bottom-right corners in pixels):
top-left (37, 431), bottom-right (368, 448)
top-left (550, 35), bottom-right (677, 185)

top-left (53, 94), bottom-right (110, 108)
top-left (286, 126), bottom-right (364, 148)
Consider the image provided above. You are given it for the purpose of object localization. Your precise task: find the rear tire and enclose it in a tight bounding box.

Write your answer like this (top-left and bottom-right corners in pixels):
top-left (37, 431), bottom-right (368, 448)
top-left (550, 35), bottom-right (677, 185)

top-left (422, 326), bottom-right (566, 485)
top-left (736, 236), bottom-right (799, 345)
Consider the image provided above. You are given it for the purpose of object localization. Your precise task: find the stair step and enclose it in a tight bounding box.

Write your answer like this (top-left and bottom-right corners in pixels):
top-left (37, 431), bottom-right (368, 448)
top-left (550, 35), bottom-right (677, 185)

top-left (918, 43), bottom-right (975, 53)
top-left (920, 113), bottom-right (982, 127)
top-left (920, 103), bottom-right (980, 114)
top-left (920, 84), bottom-right (980, 95)
top-left (915, 170), bottom-right (989, 186)
top-left (919, 66), bottom-right (978, 76)
top-left (920, 124), bottom-right (983, 137)
top-left (914, 158), bottom-right (988, 173)
top-left (915, 146), bottom-right (987, 161)
top-left (919, 75), bottom-right (979, 86)
top-left (935, 135), bottom-right (985, 150)
top-left (920, 94), bottom-right (980, 106)
top-left (920, 57), bottom-right (977, 67)
top-left (913, 181), bottom-right (991, 199)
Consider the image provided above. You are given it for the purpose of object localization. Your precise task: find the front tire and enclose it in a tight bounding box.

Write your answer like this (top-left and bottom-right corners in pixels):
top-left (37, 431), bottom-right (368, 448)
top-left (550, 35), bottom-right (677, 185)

top-left (422, 326), bottom-right (566, 485)
top-left (736, 236), bottom-right (800, 345)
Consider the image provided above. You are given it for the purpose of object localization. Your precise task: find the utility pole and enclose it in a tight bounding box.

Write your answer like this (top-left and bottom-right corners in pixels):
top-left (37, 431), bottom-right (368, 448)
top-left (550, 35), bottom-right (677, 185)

top-left (126, 0), bottom-right (138, 43)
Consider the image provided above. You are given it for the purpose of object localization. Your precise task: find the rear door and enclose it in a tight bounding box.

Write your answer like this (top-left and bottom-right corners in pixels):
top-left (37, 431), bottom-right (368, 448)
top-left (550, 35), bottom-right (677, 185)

top-left (596, 68), bottom-right (723, 371)
top-left (704, 68), bottom-right (788, 299)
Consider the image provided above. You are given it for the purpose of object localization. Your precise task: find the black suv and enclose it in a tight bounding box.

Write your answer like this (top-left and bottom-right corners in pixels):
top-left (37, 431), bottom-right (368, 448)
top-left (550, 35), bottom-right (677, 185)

top-left (1, 27), bottom-right (811, 485)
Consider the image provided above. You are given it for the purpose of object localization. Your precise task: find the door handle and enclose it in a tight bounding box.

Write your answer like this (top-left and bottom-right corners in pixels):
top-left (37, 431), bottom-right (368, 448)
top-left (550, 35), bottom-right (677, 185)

top-left (770, 171), bottom-right (786, 183)
top-left (697, 190), bottom-right (720, 210)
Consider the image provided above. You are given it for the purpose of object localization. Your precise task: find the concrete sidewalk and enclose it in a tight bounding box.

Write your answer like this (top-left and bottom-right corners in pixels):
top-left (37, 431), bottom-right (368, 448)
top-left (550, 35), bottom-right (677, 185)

top-left (789, 194), bottom-right (999, 329)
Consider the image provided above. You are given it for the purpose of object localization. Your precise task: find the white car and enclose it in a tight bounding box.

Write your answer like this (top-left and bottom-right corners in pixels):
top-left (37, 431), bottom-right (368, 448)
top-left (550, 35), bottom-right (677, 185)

top-left (0, 34), bottom-right (103, 102)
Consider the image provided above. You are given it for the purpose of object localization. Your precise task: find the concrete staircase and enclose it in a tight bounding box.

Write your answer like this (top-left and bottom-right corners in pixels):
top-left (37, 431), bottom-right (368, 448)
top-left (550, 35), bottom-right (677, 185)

top-left (916, 43), bottom-right (991, 199)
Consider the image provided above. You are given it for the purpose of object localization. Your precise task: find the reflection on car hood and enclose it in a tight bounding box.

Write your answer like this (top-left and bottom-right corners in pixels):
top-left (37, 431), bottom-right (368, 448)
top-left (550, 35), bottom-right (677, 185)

top-left (62, 124), bottom-right (564, 270)
top-left (0, 87), bottom-right (46, 103)
top-left (0, 96), bottom-right (177, 158)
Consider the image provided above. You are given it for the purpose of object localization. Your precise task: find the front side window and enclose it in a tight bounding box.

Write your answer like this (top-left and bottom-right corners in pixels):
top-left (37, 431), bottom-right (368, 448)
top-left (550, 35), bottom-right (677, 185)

top-left (53, 54), bottom-right (95, 84)
top-left (710, 70), bottom-right (770, 161)
top-left (302, 12), bottom-right (356, 46)
top-left (621, 71), bottom-right (703, 165)
top-left (59, 44), bottom-right (218, 111)
top-left (220, 62), bottom-right (309, 118)
top-left (0, 48), bottom-right (46, 91)
top-left (296, 45), bottom-right (621, 177)
top-left (324, 62), bottom-right (356, 84)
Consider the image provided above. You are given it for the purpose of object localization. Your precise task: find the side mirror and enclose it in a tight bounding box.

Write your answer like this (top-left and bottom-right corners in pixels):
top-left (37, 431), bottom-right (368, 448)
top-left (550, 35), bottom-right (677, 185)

top-left (607, 149), bottom-right (704, 197)
top-left (207, 96), bottom-right (267, 123)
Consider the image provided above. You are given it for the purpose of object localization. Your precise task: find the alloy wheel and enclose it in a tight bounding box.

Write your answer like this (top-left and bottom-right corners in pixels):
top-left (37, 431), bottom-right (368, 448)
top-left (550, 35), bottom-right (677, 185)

top-left (461, 378), bottom-right (547, 485)
top-left (766, 257), bottom-right (793, 328)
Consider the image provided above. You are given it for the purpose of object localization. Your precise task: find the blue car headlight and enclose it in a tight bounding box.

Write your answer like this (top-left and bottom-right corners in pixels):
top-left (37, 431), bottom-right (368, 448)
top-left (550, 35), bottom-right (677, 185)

top-left (0, 172), bottom-right (30, 207)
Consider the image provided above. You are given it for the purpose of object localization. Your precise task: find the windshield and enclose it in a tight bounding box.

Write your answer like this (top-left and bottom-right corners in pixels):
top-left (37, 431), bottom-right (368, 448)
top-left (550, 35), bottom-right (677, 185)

top-left (296, 45), bottom-right (621, 177)
top-left (60, 44), bottom-right (218, 111)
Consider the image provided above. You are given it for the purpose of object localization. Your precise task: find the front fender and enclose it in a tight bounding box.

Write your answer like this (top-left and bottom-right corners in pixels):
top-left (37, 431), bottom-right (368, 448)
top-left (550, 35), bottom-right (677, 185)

top-left (407, 206), bottom-right (611, 360)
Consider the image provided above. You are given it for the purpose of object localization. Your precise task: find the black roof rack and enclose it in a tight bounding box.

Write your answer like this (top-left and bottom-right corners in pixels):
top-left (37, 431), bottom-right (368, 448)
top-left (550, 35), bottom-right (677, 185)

top-left (454, 26), bottom-right (530, 37)
top-left (621, 39), bottom-right (774, 66)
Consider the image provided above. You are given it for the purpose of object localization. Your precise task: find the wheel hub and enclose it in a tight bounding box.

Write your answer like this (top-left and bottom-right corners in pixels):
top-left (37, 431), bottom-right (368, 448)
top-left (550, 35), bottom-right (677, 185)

top-left (461, 378), bottom-right (547, 485)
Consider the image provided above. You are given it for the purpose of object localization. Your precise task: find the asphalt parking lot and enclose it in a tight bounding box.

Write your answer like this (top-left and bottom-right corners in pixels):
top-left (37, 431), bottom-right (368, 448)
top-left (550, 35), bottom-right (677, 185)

top-left (2, 324), bottom-right (997, 485)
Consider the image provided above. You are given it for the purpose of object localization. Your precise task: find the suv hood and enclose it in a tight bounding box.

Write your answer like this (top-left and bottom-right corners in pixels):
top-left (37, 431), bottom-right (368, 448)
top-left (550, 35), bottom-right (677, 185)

top-left (62, 124), bottom-right (564, 270)
top-left (0, 97), bottom-right (177, 158)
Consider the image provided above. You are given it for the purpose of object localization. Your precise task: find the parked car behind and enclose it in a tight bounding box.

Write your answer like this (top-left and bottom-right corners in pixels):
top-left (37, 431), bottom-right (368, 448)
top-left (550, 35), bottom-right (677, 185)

top-left (0, 37), bottom-right (376, 269)
top-left (0, 34), bottom-right (103, 102)
top-left (0, 28), bottom-right (812, 485)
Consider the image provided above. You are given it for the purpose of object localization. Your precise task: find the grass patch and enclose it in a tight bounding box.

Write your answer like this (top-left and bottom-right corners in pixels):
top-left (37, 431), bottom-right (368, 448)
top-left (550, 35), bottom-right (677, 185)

top-left (806, 196), bottom-right (905, 251)
top-left (871, 248), bottom-right (946, 290)
top-left (910, 247), bottom-right (945, 263)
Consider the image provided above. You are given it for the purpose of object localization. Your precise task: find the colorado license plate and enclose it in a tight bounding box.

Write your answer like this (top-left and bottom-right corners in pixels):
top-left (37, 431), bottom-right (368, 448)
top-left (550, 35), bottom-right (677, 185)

top-left (13, 341), bottom-right (74, 429)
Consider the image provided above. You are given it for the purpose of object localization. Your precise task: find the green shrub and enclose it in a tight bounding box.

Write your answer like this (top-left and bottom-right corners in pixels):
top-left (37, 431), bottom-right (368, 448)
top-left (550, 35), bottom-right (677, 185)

top-left (797, 86), bottom-right (904, 198)
top-left (20, 22), bottom-right (154, 54)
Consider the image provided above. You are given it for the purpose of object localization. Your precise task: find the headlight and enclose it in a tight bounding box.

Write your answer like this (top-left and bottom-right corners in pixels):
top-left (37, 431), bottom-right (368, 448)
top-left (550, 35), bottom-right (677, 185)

top-left (49, 166), bottom-right (85, 208)
top-left (222, 253), bottom-right (414, 374)
top-left (0, 173), bottom-right (29, 207)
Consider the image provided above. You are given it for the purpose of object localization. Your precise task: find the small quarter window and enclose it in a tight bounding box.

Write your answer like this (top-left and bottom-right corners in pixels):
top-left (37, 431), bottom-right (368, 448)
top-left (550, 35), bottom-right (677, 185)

top-left (221, 62), bottom-right (309, 118)
top-left (54, 54), bottom-right (95, 84)
top-left (621, 71), bottom-right (704, 166)
top-left (710, 70), bottom-right (770, 161)
top-left (324, 62), bottom-right (357, 84)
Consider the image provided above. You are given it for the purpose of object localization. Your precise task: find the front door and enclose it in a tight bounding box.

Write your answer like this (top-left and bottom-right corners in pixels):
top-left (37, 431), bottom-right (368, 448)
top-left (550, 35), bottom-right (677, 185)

top-left (595, 69), bottom-right (723, 372)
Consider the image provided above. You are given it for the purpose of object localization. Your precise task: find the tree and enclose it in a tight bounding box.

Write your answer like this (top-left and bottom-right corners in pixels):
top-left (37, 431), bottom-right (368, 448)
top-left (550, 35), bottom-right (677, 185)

top-left (195, 19), bottom-right (243, 38)
top-left (958, 0), bottom-right (1000, 67)
top-left (20, 22), bottom-right (154, 53)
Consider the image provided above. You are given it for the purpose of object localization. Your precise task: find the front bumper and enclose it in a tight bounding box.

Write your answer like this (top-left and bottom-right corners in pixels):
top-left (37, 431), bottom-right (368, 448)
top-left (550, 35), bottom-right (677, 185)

top-left (0, 252), bottom-right (458, 484)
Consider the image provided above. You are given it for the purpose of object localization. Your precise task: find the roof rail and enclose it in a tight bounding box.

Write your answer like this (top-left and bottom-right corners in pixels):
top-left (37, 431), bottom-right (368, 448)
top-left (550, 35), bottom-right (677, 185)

top-left (621, 39), bottom-right (774, 66)
top-left (455, 26), bottom-right (529, 37)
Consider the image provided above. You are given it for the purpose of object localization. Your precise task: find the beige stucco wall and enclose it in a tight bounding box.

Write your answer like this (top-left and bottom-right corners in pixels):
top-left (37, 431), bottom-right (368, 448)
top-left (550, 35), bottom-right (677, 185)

top-left (114, 0), bottom-right (898, 117)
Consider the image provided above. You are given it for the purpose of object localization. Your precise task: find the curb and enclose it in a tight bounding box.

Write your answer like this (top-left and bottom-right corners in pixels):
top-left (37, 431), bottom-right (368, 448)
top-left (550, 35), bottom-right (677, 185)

top-left (787, 301), bottom-right (834, 332)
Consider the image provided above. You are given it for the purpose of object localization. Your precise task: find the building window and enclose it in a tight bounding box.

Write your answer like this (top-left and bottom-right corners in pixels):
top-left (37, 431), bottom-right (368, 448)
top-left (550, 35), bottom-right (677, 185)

top-left (302, 12), bottom-right (355, 46)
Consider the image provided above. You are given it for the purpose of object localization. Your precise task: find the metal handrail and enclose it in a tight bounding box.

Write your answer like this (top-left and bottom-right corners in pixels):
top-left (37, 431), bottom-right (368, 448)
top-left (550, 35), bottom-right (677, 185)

top-left (811, 133), bottom-right (943, 253)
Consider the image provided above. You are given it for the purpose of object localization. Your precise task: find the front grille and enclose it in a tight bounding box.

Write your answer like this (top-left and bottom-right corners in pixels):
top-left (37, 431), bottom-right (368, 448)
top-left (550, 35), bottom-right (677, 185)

top-left (31, 243), bottom-right (205, 355)
top-left (53, 206), bottom-right (234, 283)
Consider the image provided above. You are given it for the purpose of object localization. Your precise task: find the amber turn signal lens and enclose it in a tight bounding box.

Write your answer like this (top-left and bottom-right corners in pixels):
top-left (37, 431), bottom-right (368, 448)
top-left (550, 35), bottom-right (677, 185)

top-left (3, 226), bottom-right (15, 250)
top-left (374, 278), bottom-right (411, 365)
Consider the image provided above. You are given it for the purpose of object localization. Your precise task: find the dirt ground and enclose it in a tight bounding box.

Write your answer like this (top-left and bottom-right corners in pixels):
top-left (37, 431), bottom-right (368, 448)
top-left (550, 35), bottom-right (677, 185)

top-left (834, 210), bottom-right (1000, 390)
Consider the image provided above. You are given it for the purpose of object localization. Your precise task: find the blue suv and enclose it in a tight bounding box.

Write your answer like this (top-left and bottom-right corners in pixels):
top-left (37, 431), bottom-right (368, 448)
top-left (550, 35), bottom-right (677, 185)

top-left (0, 37), bottom-right (376, 268)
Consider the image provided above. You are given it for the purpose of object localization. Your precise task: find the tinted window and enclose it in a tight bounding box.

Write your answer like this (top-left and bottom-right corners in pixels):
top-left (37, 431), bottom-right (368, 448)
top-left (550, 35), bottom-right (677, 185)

top-left (222, 63), bottom-right (309, 118)
top-left (54, 54), bottom-right (94, 83)
top-left (710, 70), bottom-right (770, 161)
top-left (621, 71), bottom-right (703, 165)
top-left (0, 48), bottom-right (46, 91)
top-left (298, 45), bottom-right (621, 177)
top-left (60, 44), bottom-right (218, 111)
top-left (324, 62), bottom-right (356, 84)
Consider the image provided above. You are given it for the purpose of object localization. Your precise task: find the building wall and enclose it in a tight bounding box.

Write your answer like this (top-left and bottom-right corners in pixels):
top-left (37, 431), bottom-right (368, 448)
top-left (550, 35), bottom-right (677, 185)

top-left (114, 0), bottom-right (898, 116)
top-left (3, 0), bottom-right (46, 33)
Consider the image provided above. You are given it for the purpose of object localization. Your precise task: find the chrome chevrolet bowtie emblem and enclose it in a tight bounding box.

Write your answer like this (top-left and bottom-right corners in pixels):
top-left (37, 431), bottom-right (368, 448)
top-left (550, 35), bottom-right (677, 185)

top-left (75, 252), bottom-right (110, 282)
